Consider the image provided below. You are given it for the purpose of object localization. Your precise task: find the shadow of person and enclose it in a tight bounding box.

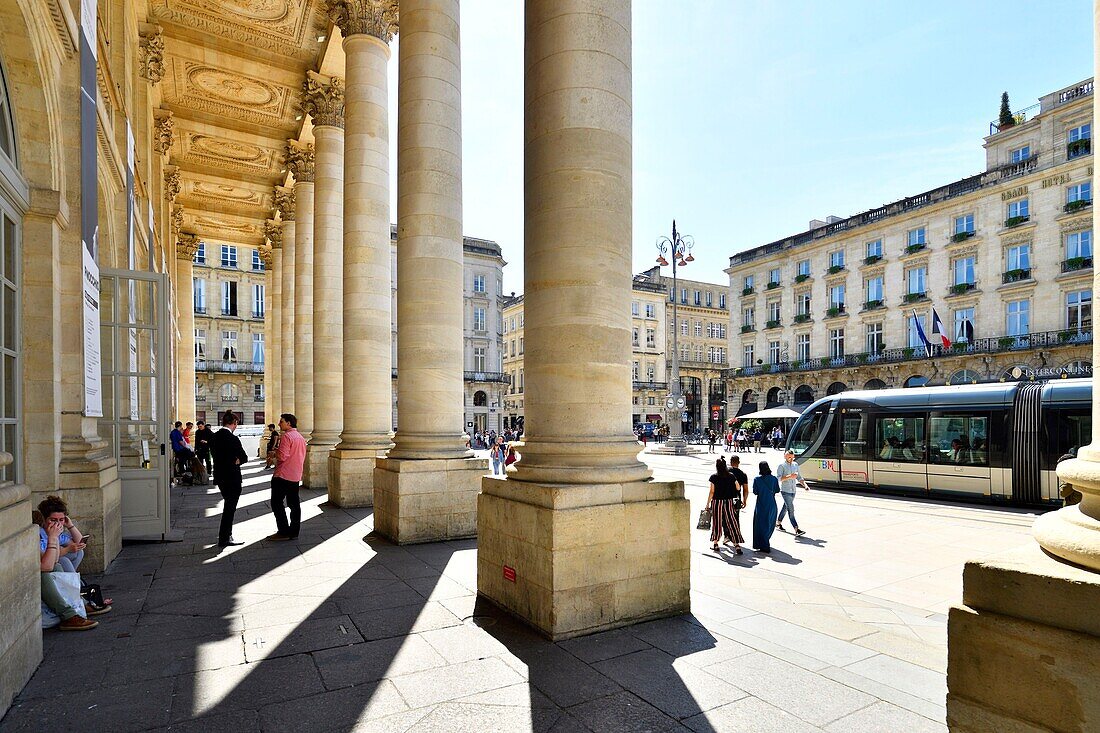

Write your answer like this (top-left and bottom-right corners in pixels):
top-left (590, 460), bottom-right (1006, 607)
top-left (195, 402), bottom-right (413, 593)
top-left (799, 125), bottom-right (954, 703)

top-left (794, 534), bottom-right (827, 548)
top-left (761, 547), bottom-right (802, 565)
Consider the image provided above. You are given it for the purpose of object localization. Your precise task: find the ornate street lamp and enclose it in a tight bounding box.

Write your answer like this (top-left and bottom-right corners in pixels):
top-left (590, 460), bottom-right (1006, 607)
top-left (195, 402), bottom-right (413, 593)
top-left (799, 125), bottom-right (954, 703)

top-left (655, 220), bottom-right (695, 455)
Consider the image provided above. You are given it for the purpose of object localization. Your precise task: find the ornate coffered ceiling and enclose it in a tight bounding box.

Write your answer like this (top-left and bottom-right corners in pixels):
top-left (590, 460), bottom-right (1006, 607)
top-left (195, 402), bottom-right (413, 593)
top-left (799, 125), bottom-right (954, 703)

top-left (152, 0), bottom-right (328, 245)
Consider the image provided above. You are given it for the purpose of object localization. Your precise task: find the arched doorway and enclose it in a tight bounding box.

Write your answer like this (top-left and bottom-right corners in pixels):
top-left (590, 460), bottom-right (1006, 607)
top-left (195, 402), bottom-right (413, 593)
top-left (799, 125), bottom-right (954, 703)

top-left (904, 375), bottom-right (928, 388)
top-left (0, 60), bottom-right (19, 484)
top-left (863, 378), bottom-right (886, 390)
top-left (793, 385), bottom-right (814, 405)
top-left (949, 369), bottom-right (980, 385)
top-left (826, 381), bottom-right (848, 395)
top-left (766, 386), bottom-right (782, 405)
top-left (473, 390), bottom-right (488, 407)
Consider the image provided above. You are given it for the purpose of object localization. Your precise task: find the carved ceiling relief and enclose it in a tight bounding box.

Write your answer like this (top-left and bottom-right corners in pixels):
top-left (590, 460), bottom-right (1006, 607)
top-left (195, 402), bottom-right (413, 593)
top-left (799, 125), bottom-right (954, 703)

top-left (181, 132), bottom-right (281, 175)
top-left (139, 27), bottom-right (166, 84)
top-left (328, 0), bottom-right (399, 42)
top-left (301, 72), bottom-right (345, 128)
top-left (153, 110), bottom-right (175, 154)
top-left (151, 0), bottom-right (324, 57)
top-left (273, 186), bottom-right (296, 220)
top-left (166, 61), bottom-right (296, 127)
top-left (284, 142), bottom-right (315, 182)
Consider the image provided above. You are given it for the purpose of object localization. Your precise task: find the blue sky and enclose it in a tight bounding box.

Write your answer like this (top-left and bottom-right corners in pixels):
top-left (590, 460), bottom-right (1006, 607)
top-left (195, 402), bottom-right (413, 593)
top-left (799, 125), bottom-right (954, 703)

top-left (388, 1), bottom-right (1093, 294)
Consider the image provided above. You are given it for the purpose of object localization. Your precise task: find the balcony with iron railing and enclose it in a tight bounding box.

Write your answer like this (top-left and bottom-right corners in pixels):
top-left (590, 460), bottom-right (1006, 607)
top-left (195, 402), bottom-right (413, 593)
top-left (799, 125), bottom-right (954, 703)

top-left (633, 381), bottom-right (669, 391)
top-left (722, 326), bottom-right (1092, 380)
top-left (988, 102), bottom-right (1041, 136)
top-left (463, 371), bottom-right (511, 383)
top-left (196, 360), bottom-right (263, 374)
top-left (1062, 257), bottom-right (1093, 273)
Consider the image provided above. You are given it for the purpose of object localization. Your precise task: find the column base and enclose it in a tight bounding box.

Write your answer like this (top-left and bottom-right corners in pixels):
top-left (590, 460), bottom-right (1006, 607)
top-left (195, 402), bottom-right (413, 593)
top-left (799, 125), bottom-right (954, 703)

top-left (55, 435), bottom-right (121, 572)
top-left (0, 484), bottom-right (43, 718)
top-left (329, 448), bottom-right (382, 508)
top-left (476, 476), bottom-right (690, 641)
top-left (303, 442), bottom-right (334, 491)
top-left (947, 543), bottom-right (1100, 732)
top-left (373, 457), bottom-right (489, 544)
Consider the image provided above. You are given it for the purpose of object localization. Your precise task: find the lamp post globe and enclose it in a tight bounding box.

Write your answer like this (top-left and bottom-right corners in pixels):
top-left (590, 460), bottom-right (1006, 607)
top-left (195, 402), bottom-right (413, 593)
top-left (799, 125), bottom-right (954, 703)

top-left (653, 220), bottom-right (695, 456)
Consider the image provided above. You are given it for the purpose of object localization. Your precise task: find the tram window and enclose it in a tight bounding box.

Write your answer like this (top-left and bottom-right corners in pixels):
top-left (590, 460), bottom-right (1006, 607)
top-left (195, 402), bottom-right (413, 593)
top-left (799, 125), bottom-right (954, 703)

top-left (928, 415), bottom-right (989, 466)
top-left (876, 416), bottom-right (925, 463)
top-left (841, 413), bottom-right (870, 460)
top-left (790, 407), bottom-right (831, 457)
top-left (1052, 409), bottom-right (1092, 461)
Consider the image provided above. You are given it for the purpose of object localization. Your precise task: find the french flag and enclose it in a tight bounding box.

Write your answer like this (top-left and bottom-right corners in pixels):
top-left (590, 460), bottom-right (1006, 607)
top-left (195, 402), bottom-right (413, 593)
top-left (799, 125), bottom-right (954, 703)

top-left (930, 307), bottom-right (952, 349)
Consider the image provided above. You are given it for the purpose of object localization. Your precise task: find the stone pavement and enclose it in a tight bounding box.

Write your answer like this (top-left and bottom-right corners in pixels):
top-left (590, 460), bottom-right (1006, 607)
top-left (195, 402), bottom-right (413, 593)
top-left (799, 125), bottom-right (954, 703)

top-left (0, 450), bottom-right (1038, 732)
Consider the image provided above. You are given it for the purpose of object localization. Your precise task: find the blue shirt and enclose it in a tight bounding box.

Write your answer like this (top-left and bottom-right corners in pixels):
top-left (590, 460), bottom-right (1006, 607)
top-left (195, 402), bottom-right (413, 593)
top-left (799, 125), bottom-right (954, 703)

top-left (38, 526), bottom-right (72, 552)
top-left (170, 428), bottom-right (188, 453)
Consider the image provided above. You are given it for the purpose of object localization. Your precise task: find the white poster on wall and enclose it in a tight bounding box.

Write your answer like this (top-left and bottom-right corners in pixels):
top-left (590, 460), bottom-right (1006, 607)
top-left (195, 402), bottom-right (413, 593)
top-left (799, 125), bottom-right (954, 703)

top-left (82, 247), bottom-right (103, 417)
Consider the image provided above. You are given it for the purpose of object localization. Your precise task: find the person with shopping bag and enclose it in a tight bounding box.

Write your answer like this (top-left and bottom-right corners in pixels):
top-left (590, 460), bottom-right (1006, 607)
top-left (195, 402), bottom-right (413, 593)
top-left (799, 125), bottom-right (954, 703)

top-left (37, 508), bottom-right (101, 630)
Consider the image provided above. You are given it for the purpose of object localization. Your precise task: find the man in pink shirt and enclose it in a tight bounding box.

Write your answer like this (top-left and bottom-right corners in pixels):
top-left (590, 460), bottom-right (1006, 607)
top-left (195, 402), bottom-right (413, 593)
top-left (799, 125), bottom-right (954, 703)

top-left (267, 413), bottom-right (307, 541)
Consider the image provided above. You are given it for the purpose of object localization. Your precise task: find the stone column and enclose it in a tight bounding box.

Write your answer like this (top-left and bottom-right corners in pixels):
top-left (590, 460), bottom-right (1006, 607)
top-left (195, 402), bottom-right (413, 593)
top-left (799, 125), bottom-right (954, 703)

top-left (263, 222), bottom-right (281, 424)
top-left (301, 73), bottom-right (345, 490)
top-left (374, 0), bottom-right (488, 542)
top-left (946, 8), bottom-right (1100, 727)
top-left (328, 2), bottom-right (398, 507)
top-left (275, 187), bottom-right (296, 415)
top-left (175, 233), bottom-right (199, 423)
top-left (287, 143), bottom-right (316, 455)
top-left (477, 0), bottom-right (688, 640)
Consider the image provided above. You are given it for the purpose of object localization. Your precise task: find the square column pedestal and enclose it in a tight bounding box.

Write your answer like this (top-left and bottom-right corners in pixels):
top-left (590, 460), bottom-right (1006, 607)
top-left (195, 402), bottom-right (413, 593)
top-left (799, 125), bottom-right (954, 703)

top-left (477, 477), bottom-right (690, 641)
top-left (303, 444), bottom-right (331, 492)
top-left (329, 449), bottom-right (381, 508)
top-left (0, 484), bottom-right (42, 718)
top-left (373, 457), bottom-right (489, 544)
top-left (947, 542), bottom-right (1100, 732)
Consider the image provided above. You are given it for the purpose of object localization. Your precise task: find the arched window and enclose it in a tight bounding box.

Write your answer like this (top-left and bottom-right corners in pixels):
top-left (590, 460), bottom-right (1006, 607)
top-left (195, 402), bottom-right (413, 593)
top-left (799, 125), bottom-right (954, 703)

top-left (220, 383), bottom-right (241, 402)
top-left (0, 61), bottom-right (15, 163)
top-left (793, 385), bottom-right (814, 404)
top-left (904, 375), bottom-right (928, 388)
top-left (949, 369), bottom-right (980, 385)
top-left (0, 62), bottom-right (20, 483)
top-left (473, 390), bottom-right (487, 407)
top-left (741, 389), bottom-right (755, 404)
top-left (766, 386), bottom-right (782, 405)
top-left (826, 381), bottom-right (848, 395)
top-left (863, 378), bottom-right (886, 390)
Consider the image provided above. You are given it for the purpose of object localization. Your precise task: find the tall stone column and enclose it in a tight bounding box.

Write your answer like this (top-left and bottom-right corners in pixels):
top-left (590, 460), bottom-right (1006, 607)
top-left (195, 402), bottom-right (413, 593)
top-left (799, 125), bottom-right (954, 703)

top-left (328, 2), bottom-right (398, 507)
top-left (374, 0), bottom-right (487, 542)
top-left (263, 222), bottom-right (281, 424)
top-left (477, 0), bottom-right (688, 640)
top-left (275, 186), bottom-right (296, 415)
top-left (175, 233), bottom-right (199, 423)
top-left (301, 72), bottom-right (345, 490)
top-left (286, 143), bottom-right (316, 454)
top-left (947, 8), bottom-right (1100, 727)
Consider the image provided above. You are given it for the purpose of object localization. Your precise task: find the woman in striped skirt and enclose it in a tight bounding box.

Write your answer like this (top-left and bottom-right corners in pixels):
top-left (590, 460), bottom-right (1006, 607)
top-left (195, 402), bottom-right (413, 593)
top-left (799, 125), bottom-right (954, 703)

top-left (707, 457), bottom-right (745, 554)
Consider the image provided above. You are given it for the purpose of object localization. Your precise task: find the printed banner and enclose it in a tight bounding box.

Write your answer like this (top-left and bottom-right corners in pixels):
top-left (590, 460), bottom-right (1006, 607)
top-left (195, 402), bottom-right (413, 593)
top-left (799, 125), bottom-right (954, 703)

top-left (80, 0), bottom-right (101, 416)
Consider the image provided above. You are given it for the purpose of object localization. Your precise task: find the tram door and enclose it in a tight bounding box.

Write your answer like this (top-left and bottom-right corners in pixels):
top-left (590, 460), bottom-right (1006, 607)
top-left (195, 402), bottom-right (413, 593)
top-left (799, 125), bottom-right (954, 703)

top-left (838, 409), bottom-right (871, 485)
top-left (98, 269), bottom-right (170, 539)
top-left (926, 412), bottom-right (990, 499)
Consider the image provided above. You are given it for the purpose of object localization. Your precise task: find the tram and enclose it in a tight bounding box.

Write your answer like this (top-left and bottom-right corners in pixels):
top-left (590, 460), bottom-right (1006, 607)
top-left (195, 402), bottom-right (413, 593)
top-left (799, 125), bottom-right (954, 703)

top-left (786, 379), bottom-right (1092, 506)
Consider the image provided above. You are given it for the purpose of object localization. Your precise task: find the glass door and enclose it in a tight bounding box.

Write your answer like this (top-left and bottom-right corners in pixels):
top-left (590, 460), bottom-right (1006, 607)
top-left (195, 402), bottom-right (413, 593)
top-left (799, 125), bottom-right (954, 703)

top-left (98, 269), bottom-right (170, 538)
top-left (838, 409), bottom-right (871, 485)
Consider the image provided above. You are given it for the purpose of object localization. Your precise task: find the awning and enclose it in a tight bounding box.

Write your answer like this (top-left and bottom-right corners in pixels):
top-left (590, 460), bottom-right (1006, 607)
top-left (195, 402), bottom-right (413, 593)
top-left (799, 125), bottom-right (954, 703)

top-left (730, 406), bottom-right (804, 420)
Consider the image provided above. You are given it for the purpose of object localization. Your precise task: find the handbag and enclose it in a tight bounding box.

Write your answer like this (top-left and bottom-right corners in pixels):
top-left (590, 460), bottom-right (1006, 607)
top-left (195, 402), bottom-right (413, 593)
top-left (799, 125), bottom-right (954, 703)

top-left (696, 508), bottom-right (712, 530)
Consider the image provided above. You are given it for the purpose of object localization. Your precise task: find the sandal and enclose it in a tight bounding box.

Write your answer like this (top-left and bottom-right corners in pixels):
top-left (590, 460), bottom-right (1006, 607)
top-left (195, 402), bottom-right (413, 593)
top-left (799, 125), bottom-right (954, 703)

top-left (735, 547), bottom-right (743, 555)
top-left (85, 602), bottom-right (112, 616)
top-left (711, 544), bottom-right (720, 551)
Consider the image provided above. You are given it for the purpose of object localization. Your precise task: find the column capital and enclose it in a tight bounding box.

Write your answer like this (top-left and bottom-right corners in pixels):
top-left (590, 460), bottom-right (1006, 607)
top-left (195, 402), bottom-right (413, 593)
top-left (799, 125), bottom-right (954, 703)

top-left (301, 72), bottom-right (345, 129)
top-left (259, 245), bottom-right (274, 269)
top-left (273, 186), bottom-right (295, 221)
top-left (328, 0), bottom-right (399, 43)
top-left (139, 26), bottom-right (166, 84)
top-left (176, 232), bottom-right (199, 261)
top-left (172, 204), bottom-right (185, 236)
top-left (153, 109), bottom-right (174, 155)
top-left (263, 220), bottom-right (283, 249)
top-left (163, 166), bottom-right (181, 203)
top-left (285, 142), bottom-right (316, 183)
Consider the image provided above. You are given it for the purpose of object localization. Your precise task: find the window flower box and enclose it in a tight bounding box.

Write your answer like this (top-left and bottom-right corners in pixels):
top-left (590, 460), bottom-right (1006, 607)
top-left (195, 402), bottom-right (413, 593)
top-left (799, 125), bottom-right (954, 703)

top-left (825, 306), bottom-right (844, 318)
top-left (998, 336), bottom-right (1016, 349)
top-left (952, 342), bottom-right (969, 352)
top-left (950, 283), bottom-right (975, 295)
top-left (1004, 215), bottom-right (1030, 228)
top-left (863, 299), bottom-right (883, 310)
top-left (794, 313), bottom-right (811, 324)
top-left (795, 273), bottom-right (810, 283)
top-left (766, 281), bottom-right (780, 290)
top-left (863, 255), bottom-right (882, 266)
top-left (902, 347), bottom-right (916, 359)
top-left (951, 231), bottom-right (975, 243)
top-left (905, 243), bottom-right (926, 255)
top-left (1067, 138), bottom-right (1091, 158)
top-left (1002, 268), bottom-right (1032, 283)
top-left (1062, 257), bottom-right (1093, 272)
top-left (740, 324), bottom-right (754, 333)
top-left (766, 319), bottom-right (781, 329)
top-left (827, 264), bottom-right (845, 275)
top-left (1064, 199), bottom-right (1092, 214)
top-left (903, 292), bottom-right (926, 303)
top-left (741, 286), bottom-right (755, 296)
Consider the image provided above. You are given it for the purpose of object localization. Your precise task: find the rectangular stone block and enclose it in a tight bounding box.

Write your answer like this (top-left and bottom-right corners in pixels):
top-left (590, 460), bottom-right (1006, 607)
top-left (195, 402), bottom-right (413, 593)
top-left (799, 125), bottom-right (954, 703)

top-left (0, 485), bottom-right (42, 719)
top-left (373, 457), bottom-right (487, 545)
top-left (329, 449), bottom-right (378, 508)
top-left (477, 478), bottom-right (690, 640)
top-left (303, 445), bottom-right (331, 491)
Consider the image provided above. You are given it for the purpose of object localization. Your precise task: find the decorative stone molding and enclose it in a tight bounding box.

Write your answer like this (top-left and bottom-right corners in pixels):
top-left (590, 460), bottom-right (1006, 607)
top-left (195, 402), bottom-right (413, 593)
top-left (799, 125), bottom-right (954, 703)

top-left (327, 0), bottom-right (399, 43)
top-left (1060, 215), bottom-right (1092, 234)
top-left (153, 110), bottom-right (174, 155)
top-left (176, 232), bottom-right (199, 261)
top-left (163, 167), bottom-right (181, 203)
top-left (862, 265), bottom-right (886, 279)
top-left (273, 186), bottom-right (296, 221)
top-left (300, 72), bottom-right (345, 129)
top-left (259, 246), bottom-right (274, 268)
top-left (285, 142), bottom-right (316, 183)
top-left (172, 205), bottom-right (185, 235)
top-left (139, 27), bottom-right (166, 84)
top-left (1001, 230), bottom-right (1033, 247)
top-left (949, 244), bottom-right (979, 259)
top-left (264, 220), bottom-right (283, 249)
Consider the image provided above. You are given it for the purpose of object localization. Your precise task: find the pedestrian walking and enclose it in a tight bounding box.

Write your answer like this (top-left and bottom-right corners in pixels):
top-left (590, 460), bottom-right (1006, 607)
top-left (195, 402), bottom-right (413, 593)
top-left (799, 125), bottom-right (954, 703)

top-left (706, 457), bottom-right (744, 554)
top-left (504, 442), bottom-right (519, 469)
top-left (730, 454), bottom-right (749, 538)
top-left (776, 449), bottom-right (809, 536)
top-left (707, 429), bottom-right (717, 453)
top-left (752, 428), bottom-right (763, 453)
top-left (725, 428), bottom-right (733, 452)
top-left (263, 423), bottom-right (280, 469)
top-left (752, 461), bottom-right (780, 552)
top-left (490, 436), bottom-right (505, 475)
top-left (267, 413), bottom-right (306, 541)
top-left (211, 411), bottom-right (249, 548)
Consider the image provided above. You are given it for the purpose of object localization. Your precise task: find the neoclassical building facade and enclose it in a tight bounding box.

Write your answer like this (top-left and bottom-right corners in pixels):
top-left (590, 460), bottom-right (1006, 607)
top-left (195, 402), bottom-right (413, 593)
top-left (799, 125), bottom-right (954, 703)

top-left (725, 79), bottom-right (1094, 411)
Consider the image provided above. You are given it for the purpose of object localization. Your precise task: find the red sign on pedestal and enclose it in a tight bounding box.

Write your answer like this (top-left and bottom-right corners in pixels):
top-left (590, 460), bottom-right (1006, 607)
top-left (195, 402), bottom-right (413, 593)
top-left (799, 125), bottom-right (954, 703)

top-left (503, 565), bottom-right (516, 582)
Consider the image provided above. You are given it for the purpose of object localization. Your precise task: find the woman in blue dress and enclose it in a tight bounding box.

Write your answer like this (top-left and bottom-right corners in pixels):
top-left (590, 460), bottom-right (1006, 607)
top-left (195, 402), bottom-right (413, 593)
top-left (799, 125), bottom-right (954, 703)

top-left (752, 461), bottom-right (780, 552)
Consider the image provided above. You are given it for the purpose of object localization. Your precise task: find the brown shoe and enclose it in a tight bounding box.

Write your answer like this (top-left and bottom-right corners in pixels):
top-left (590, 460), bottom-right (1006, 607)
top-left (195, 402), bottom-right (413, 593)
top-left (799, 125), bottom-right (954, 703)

top-left (59, 616), bottom-right (98, 631)
top-left (86, 603), bottom-right (112, 616)
top-left (266, 533), bottom-right (291, 541)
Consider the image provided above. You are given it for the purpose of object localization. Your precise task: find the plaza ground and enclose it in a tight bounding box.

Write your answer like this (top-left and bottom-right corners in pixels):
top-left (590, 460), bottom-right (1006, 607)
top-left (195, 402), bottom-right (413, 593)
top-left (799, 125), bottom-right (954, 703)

top-left (0, 446), bottom-right (1039, 732)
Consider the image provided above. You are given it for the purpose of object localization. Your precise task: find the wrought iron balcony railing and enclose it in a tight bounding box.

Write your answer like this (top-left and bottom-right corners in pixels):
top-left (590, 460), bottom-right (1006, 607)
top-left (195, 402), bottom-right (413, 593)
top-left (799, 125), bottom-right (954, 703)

top-left (463, 371), bottom-right (511, 383)
top-left (196, 360), bottom-right (263, 374)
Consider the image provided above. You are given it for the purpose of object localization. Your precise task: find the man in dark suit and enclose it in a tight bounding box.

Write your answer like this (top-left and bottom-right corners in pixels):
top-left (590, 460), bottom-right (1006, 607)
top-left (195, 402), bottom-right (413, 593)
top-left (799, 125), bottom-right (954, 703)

top-left (211, 411), bottom-right (250, 548)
